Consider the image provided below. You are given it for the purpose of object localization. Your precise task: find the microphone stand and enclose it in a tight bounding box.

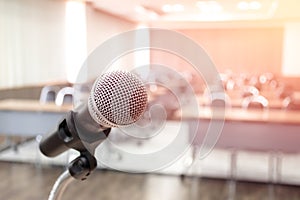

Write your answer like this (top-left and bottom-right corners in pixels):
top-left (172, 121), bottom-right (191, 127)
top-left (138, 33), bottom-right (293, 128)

top-left (48, 170), bottom-right (73, 200)
top-left (48, 152), bottom-right (97, 200)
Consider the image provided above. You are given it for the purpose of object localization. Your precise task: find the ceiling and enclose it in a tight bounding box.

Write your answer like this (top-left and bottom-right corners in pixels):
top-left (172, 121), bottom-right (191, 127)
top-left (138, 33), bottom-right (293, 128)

top-left (88, 0), bottom-right (300, 28)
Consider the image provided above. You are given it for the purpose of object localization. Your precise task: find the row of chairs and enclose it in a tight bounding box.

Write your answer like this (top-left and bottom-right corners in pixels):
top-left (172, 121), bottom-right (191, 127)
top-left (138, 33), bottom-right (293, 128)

top-left (0, 85), bottom-right (74, 156)
top-left (210, 91), bottom-right (300, 110)
top-left (39, 85), bottom-right (74, 106)
top-left (221, 72), bottom-right (300, 110)
top-left (222, 72), bottom-right (279, 92)
top-left (209, 91), bottom-right (269, 110)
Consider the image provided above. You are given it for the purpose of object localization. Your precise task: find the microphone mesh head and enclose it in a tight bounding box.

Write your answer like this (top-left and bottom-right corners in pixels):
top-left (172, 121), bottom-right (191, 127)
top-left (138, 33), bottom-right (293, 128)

top-left (88, 71), bottom-right (148, 127)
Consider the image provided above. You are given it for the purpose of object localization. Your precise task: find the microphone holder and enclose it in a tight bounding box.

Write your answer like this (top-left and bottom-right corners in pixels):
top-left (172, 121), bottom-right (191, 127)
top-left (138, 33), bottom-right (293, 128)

top-left (48, 151), bottom-right (97, 200)
top-left (44, 110), bottom-right (111, 200)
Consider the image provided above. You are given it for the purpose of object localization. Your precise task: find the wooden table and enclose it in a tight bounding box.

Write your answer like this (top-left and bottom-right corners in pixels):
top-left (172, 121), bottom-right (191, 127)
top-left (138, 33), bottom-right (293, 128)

top-left (0, 99), bottom-right (71, 136)
top-left (197, 96), bottom-right (284, 109)
top-left (178, 106), bottom-right (300, 153)
top-left (1, 99), bottom-right (300, 153)
top-left (178, 106), bottom-right (300, 125)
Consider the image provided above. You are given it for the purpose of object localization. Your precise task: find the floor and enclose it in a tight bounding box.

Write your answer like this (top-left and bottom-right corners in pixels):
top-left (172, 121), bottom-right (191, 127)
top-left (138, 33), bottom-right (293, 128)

top-left (2, 135), bottom-right (300, 200)
top-left (0, 161), bottom-right (300, 200)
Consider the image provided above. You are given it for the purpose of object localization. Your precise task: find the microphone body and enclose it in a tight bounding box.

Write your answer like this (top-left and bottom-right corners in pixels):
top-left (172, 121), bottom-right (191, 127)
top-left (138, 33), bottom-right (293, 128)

top-left (39, 71), bottom-right (147, 158)
top-left (39, 110), bottom-right (110, 157)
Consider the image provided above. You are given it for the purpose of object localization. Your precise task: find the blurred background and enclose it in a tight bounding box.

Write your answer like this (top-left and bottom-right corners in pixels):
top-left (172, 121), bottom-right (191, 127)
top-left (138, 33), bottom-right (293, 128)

top-left (1, 0), bottom-right (300, 199)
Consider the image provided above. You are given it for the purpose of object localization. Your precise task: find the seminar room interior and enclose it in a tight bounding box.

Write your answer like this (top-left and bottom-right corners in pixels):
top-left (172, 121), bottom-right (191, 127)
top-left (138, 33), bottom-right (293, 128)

top-left (1, 0), bottom-right (300, 199)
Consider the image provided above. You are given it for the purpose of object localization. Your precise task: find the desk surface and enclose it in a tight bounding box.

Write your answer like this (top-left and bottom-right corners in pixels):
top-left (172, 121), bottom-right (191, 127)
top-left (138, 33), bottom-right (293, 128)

top-left (197, 96), bottom-right (283, 109)
top-left (1, 99), bottom-right (300, 125)
top-left (0, 99), bottom-right (72, 113)
top-left (178, 106), bottom-right (300, 125)
top-left (1, 99), bottom-right (300, 153)
top-left (0, 99), bottom-right (71, 136)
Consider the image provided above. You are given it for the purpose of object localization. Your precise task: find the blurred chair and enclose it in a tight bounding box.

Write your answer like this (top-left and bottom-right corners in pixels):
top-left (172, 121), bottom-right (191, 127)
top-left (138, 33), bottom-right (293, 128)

top-left (242, 85), bottom-right (259, 98)
top-left (210, 92), bottom-right (231, 108)
top-left (247, 75), bottom-right (259, 85)
top-left (55, 87), bottom-right (74, 106)
top-left (242, 94), bottom-right (283, 189)
top-left (0, 85), bottom-right (59, 154)
top-left (149, 90), bottom-right (180, 119)
top-left (39, 85), bottom-right (60, 104)
top-left (259, 73), bottom-right (274, 85)
top-left (282, 96), bottom-right (300, 110)
top-left (228, 149), bottom-right (238, 200)
top-left (242, 95), bottom-right (269, 109)
top-left (225, 79), bottom-right (236, 91)
top-left (229, 94), bottom-right (268, 199)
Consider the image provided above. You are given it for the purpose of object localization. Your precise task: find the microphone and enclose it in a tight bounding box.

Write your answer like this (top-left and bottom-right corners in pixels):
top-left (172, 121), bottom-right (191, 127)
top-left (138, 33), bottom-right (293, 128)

top-left (39, 71), bottom-right (148, 158)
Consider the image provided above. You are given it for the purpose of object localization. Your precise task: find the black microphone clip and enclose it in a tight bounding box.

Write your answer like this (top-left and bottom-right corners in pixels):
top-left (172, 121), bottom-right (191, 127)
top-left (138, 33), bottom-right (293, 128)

top-left (39, 111), bottom-right (111, 180)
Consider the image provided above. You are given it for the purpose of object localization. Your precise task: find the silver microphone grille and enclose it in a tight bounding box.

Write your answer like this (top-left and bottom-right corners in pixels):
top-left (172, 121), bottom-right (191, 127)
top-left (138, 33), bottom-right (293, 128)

top-left (88, 71), bottom-right (148, 128)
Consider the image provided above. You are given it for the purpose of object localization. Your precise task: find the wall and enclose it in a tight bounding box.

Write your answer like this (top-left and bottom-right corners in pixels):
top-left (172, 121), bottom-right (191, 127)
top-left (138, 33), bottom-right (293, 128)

top-left (82, 4), bottom-right (137, 80)
top-left (177, 28), bottom-right (284, 75)
top-left (0, 0), bottom-right (66, 89)
top-left (86, 5), bottom-right (136, 54)
top-left (0, 0), bottom-right (136, 89)
top-left (176, 27), bottom-right (300, 90)
top-left (282, 22), bottom-right (300, 76)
